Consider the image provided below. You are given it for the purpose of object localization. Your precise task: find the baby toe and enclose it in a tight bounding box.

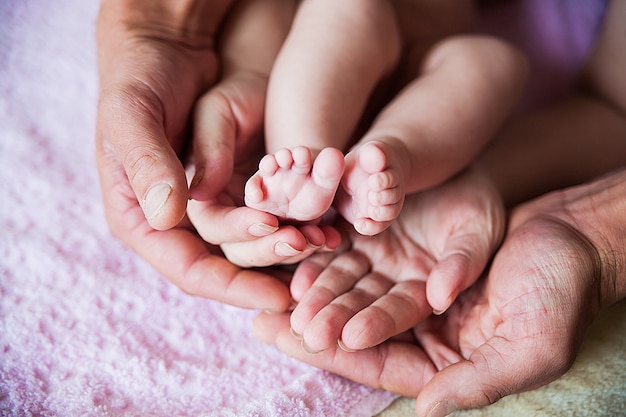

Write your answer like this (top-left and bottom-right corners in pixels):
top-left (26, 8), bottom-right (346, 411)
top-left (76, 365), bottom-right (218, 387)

top-left (368, 202), bottom-right (402, 222)
top-left (358, 141), bottom-right (388, 174)
top-left (291, 147), bottom-right (313, 174)
top-left (354, 218), bottom-right (393, 236)
top-left (244, 175), bottom-right (264, 205)
top-left (369, 188), bottom-right (404, 206)
top-left (369, 170), bottom-right (400, 192)
top-left (274, 148), bottom-right (294, 169)
top-left (259, 154), bottom-right (279, 175)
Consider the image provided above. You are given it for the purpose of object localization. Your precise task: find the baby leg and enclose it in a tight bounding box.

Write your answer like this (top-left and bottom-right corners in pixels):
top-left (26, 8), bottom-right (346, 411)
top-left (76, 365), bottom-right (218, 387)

top-left (333, 35), bottom-right (526, 237)
top-left (245, 146), bottom-right (345, 221)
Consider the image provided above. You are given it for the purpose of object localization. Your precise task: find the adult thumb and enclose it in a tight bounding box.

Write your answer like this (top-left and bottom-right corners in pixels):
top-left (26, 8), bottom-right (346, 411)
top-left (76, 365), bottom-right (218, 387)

top-left (414, 337), bottom-right (565, 417)
top-left (96, 87), bottom-right (189, 231)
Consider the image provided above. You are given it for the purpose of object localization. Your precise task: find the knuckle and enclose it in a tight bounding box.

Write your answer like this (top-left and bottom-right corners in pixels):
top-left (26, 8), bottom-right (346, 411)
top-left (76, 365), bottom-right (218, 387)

top-left (101, 80), bottom-right (164, 126)
top-left (123, 147), bottom-right (161, 187)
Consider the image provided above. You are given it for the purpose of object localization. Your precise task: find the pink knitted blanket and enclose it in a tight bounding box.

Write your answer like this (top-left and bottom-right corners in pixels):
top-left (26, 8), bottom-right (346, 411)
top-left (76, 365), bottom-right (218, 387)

top-left (0, 0), bottom-right (604, 416)
top-left (0, 1), bottom-right (395, 415)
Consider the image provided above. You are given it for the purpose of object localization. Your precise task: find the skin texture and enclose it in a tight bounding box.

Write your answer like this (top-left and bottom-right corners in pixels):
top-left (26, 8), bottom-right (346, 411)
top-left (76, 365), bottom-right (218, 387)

top-left (254, 167), bottom-right (626, 416)
top-left (185, 0), bottom-right (342, 268)
top-left (253, 1), bottom-right (626, 415)
top-left (287, 166), bottom-right (505, 352)
top-left (97, 0), bottom-right (626, 413)
top-left (245, 0), bottom-right (528, 236)
top-left (96, 0), bottom-right (308, 307)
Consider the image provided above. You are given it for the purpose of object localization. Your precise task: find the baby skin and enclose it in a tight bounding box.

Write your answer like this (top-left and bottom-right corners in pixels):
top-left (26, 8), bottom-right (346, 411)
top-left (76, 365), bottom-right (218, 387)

top-left (245, 141), bottom-right (403, 234)
top-left (287, 166), bottom-right (505, 353)
top-left (244, 146), bottom-right (345, 222)
top-left (247, 34), bottom-right (528, 235)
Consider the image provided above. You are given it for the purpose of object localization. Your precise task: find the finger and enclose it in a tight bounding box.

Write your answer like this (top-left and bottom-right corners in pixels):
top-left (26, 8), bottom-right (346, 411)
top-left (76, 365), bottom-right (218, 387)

top-left (426, 233), bottom-right (492, 315)
top-left (415, 336), bottom-right (569, 417)
top-left (253, 311), bottom-right (292, 345)
top-left (274, 324), bottom-right (437, 397)
top-left (253, 312), bottom-right (438, 397)
top-left (218, 222), bottom-right (339, 268)
top-left (190, 73), bottom-right (266, 201)
top-left (283, 224), bottom-right (339, 265)
top-left (187, 199), bottom-right (279, 245)
top-left (290, 252), bottom-right (340, 302)
top-left (317, 224), bottom-right (342, 252)
top-left (220, 226), bottom-right (320, 268)
top-left (97, 86), bottom-right (190, 231)
top-left (426, 242), bottom-right (480, 314)
top-left (341, 280), bottom-right (429, 351)
top-left (104, 184), bottom-right (291, 312)
top-left (98, 150), bottom-right (290, 311)
top-left (302, 271), bottom-right (396, 353)
top-left (289, 251), bottom-right (370, 336)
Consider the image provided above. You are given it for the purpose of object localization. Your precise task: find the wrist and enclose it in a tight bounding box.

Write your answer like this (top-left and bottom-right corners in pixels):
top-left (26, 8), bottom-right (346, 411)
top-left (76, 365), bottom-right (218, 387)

top-left (97, 0), bottom-right (232, 74)
top-left (562, 168), bottom-right (626, 307)
top-left (98, 0), bottom-right (234, 38)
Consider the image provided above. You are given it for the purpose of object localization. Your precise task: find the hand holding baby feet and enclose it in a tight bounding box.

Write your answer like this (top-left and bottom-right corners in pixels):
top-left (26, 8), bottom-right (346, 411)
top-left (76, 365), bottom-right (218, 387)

top-left (288, 167), bottom-right (505, 352)
top-left (335, 141), bottom-right (407, 236)
top-left (245, 146), bottom-right (345, 222)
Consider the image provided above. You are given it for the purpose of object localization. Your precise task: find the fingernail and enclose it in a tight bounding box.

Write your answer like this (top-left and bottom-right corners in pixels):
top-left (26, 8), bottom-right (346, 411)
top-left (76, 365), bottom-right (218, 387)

top-left (290, 327), bottom-right (303, 340)
top-left (433, 299), bottom-right (453, 316)
top-left (275, 242), bottom-right (302, 257)
top-left (189, 166), bottom-right (204, 191)
top-left (306, 239), bottom-right (323, 250)
top-left (301, 339), bottom-right (324, 355)
top-left (426, 400), bottom-right (457, 417)
top-left (248, 223), bottom-right (279, 237)
top-left (337, 338), bottom-right (358, 353)
top-left (143, 182), bottom-right (172, 219)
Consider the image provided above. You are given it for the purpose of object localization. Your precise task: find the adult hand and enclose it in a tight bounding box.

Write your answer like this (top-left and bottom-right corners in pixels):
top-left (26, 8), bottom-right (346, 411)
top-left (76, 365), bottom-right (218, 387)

top-left (184, 0), bottom-right (342, 268)
top-left (95, 0), bottom-right (294, 310)
top-left (254, 168), bottom-right (626, 416)
top-left (285, 166), bottom-right (505, 355)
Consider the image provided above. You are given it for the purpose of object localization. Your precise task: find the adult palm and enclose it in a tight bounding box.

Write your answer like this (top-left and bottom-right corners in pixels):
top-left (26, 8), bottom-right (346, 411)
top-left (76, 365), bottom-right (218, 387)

top-left (286, 167), bottom-right (505, 354)
top-left (95, 0), bottom-right (292, 310)
top-left (255, 170), bottom-right (625, 416)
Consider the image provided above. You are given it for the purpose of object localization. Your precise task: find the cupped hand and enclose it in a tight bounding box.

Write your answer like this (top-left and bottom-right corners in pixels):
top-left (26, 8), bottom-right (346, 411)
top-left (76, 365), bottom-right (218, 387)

top-left (286, 166), bottom-right (505, 353)
top-left (95, 0), bottom-right (294, 310)
top-left (254, 168), bottom-right (626, 416)
top-left (409, 169), bottom-right (626, 416)
top-left (183, 0), bottom-right (342, 267)
top-left (96, 0), bottom-right (233, 230)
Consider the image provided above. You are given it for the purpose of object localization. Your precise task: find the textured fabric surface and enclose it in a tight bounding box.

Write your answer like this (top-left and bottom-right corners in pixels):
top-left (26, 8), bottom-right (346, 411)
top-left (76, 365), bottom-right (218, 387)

top-left (1, 1), bottom-right (622, 417)
top-left (0, 1), bottom-right (396, 416)
top-left (377, 301), bottom-right (626, 417)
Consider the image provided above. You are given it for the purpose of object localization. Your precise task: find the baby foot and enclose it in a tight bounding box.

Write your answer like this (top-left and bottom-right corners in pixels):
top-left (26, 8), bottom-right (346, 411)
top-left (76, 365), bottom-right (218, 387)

top-left (335, 141), bottom-right (406, 235)
top-left (245, 146), bottom-right (345, 221)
